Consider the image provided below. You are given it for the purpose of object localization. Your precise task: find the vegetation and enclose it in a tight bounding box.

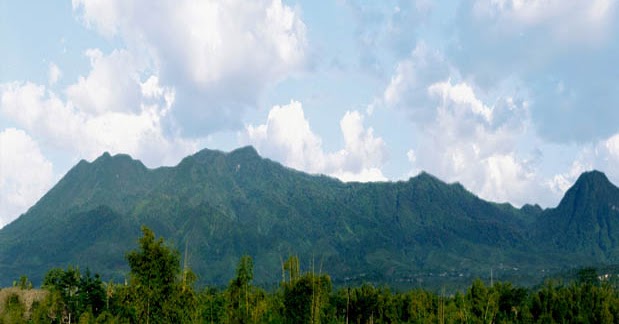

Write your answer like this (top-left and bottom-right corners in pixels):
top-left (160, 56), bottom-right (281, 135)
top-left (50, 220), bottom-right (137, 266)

top-left (3, 227), bottom-right (619, 323)
top-left (3, 147), bottom-right (619, 290)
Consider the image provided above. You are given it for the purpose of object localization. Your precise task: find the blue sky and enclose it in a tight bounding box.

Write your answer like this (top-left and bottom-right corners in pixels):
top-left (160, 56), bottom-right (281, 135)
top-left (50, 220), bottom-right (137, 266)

top-left (2, 0), bottom-right (619, 227)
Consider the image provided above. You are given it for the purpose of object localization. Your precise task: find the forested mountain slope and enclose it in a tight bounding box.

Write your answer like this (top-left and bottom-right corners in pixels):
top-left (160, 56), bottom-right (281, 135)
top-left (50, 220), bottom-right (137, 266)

top-left (1, 147), bottom-right (617, 288)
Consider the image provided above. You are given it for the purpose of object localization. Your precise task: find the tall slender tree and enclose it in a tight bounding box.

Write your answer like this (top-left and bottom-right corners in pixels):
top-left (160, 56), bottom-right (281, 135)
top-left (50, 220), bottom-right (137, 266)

top-left (126, 225), bottom-right (182, 323)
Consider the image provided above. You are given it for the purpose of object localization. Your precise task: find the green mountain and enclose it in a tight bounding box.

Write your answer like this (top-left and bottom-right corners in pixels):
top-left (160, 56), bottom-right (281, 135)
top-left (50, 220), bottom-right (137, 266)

top-left (0, 147), bottom-right (617, 289)
top-left (534, 171), bottom-right (619, 262)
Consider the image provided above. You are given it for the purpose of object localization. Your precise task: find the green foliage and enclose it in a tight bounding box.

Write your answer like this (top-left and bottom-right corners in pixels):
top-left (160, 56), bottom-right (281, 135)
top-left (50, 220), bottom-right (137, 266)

top-left (12, 276), bottom-right (31, 290)
top-left (7, 149), bottom-right (619, 290)
top-left (280, 256), bottom-right (333, 324)
top-left (223, 255), bottom-right (274, 323)
top-left (40, 266), bottom-right (106, 322)
top-left (333, 284), bottom-right (383, 323)
top-left (578, 267), bottom-right (600, 286)
top-left (197, 287), bottom-right (226, 323)
top-left (4, 228), bottom-right (619, 323)
top-left (126, 225), bottom-right (195, 323)
top-left (1, 293), bottom-right (25, 323)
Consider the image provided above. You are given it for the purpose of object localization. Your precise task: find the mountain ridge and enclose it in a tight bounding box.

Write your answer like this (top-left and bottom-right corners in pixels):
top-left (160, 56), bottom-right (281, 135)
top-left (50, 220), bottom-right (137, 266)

top-left (0, 146), bottom-right (617, 289)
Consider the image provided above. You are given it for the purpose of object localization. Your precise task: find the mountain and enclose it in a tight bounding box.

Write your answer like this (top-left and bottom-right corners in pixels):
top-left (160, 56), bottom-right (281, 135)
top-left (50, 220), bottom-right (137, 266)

top-left (534, 171), bottom-right (619, 262)
top-left (0, 147), bottom-right (617, 289)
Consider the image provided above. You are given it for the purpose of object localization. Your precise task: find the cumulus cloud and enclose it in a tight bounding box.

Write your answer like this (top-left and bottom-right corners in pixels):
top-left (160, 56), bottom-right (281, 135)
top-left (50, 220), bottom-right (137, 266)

top-left (549, 158), bottom-right (592, 196)
top-left (0, 49), bottom-right (195, 167)
top-left (452, 0), bottom-right (619, 143)
top-left (244, 100), bottom-right (387, 182)
top-left (246, 101), bottom-right (325, 173)
top-left (72, 0), bottom-right (308, 135)
top-left (0, 128), bottom-right (54, 227)
top-left (428, 80), bottom-right (493, 123)
top-left (335, 110), bottom-right (387, 172)
top-left (383, 42), bottom-right (552, 206)
top-left (383, 42), bottom-right (451, 121)
top-left (67, 49), bottom-right (143, 115)
top-left (418, 80), bottom-right (541, 205)
top-left (550, 132), bottom-right (619, 195)
top-left (604, 133), bottom-right (619, 161)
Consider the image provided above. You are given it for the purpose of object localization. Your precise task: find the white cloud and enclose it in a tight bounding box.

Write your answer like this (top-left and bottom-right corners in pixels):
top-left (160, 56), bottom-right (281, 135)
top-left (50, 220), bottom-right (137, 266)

top-left (0, 128), bottom-right (54, 227)
top-left (452, 0), bottom-right (619, 144)
top-left (331, 168), bottom-right (386, 183)
top-left (245, 101), bottom-right (325, 173)
top-left (384, 43), bottom-right (551, 205)
top-left (334, 110), bottom-right (387, 173)
top-left (550, 133), bottom-right (619, 194)
top-left (71, 0), bottom-right (124, 37)
top-left (1, 82), bottom-right (76, 142)
top-left (72, 0), bottom-right (308, 135)
top-left (549, 133), bottom-right (619, 192)
top-left (384, 42), bottom-right (445, 104)
top-left (604, 133), bottom-right (619, 160)
top-left (244, 100), bottom-right (387, 182)
top-left (597, 134), bottom-right (619, 184)
top-left (1, 61), bottom-right (195, 168)
top-left (428, 80), bottom-right (493, 123)
top-left (419, 85), bottom-right (545, 205)
top-left (538, 128), bottom-right (619, 205)
top-left (383, 42), bottom-right (451, 122)
top-left (549, 159), bottom-right (591, 195)
top-left (478, 153), bottom-right (536, 204)
top-left (66, 49), bottom-right (143, 115)
top-left (48, 63), bottom-right (62, 86)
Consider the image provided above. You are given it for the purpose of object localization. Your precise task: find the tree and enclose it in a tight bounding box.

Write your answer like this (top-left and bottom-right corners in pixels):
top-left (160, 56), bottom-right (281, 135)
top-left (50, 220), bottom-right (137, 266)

top-left (226, 255), bottom-right (268, 323)
top-left (577, 267), bottom-right (599, 286)
top-left (494, 282), bottom-right (528, 322)
top-left (13, 275), bottom-right (32, 290)
top-left (466, 279), bottom-right (498, 323)
top-left (280, 256), bottom-right (332, 324)
top-left (78, 269), bottom-right (105, 316)
top-left (41, 266), bottom-right (106, 322)
top-left (126, 225), bottom-right (183, 323)
top-left (345, 284), bottom-right (380, 324)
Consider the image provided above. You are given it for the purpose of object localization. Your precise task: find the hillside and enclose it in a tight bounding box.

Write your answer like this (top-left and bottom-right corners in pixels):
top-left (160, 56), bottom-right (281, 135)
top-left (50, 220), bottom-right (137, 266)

top-left (534, 171), bottom-right (619, 262)
top-left (0, 147), bottom-right (618, 289)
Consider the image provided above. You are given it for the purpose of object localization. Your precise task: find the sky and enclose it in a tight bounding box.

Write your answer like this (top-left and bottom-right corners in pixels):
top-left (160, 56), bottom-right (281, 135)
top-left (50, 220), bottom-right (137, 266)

top-left (2, 0), bottom-right (619, 228)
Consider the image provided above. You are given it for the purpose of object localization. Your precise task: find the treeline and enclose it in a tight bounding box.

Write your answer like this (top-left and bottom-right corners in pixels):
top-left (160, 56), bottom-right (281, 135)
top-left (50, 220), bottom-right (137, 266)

top-left (2, 227), bottom-right (619, 323)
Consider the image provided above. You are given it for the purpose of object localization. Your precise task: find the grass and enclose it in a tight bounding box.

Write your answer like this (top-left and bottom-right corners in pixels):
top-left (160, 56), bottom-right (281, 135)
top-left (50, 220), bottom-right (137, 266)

top-left (0, 287), bottom-right (48, 319)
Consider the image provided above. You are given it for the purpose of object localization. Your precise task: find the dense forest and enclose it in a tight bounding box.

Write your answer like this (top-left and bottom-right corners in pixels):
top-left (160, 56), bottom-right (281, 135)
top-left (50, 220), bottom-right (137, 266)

top-left (1, 227), bottom-right (619, 323)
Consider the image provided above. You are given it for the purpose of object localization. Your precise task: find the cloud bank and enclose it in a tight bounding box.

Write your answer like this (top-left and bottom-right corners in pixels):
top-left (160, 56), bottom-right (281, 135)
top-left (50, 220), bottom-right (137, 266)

top-left (244, 101), bottom-right (387, 182)
top-left (72, 0), bottom-right (308, 134)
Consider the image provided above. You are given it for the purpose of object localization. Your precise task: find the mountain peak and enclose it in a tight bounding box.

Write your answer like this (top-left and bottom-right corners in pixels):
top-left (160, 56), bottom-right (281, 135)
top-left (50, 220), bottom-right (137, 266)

top-left (228, 145), bottom-right (260, 159)
top-left (573, 170), bottom-right (612, 187)
top-left (550, 170), bottom-right (619, 223)
top-left (412, 171), bottom-right (441, 183)
top-left (182, 146), bottom-right (262, 167)
top-left (232, 145), bottom-right (258, 154)
top-left (536, 170), bottom-right (619, 256)
top-left (559, 170), bottom-right (616, 205)
top-left (93, 151), bottom-right (139, 165)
